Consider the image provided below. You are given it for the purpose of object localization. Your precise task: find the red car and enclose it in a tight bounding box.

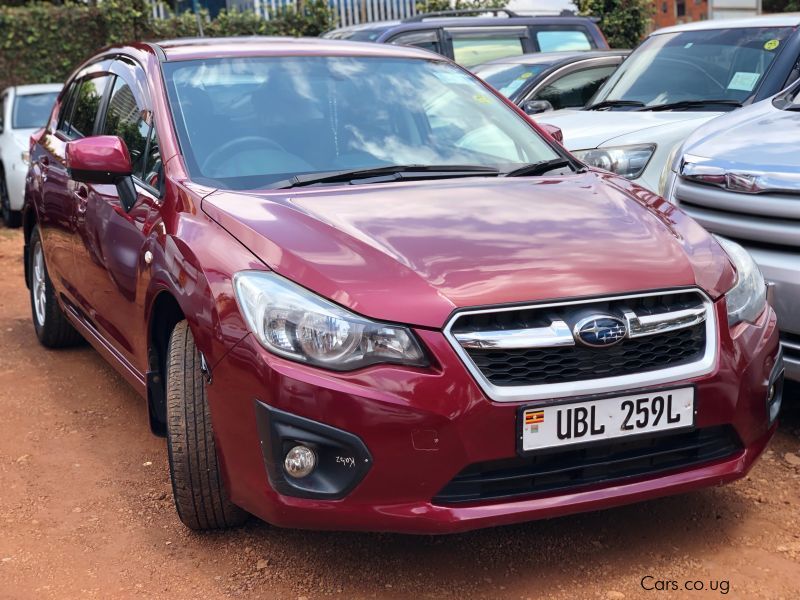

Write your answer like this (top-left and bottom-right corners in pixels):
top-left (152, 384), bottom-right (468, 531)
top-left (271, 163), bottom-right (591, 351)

top-left (23, 38), bottom-right (783, 534)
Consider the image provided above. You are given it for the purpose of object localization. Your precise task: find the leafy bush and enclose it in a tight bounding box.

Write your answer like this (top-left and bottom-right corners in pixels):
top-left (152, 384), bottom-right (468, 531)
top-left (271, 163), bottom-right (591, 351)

top-left (415, 0), bottom-right (506, 14)
top-left (0, 0), bottom-right (335, 91)
top-left (575, 0), bottom-right (652, 49)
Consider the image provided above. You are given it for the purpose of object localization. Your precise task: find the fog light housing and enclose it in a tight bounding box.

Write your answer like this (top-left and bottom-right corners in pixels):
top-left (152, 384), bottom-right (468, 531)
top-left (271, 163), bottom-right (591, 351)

top-left (284, 445), bottom-right (316, 478)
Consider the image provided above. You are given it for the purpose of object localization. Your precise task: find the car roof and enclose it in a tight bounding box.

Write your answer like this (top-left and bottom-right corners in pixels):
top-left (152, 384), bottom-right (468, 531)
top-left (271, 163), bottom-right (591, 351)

top-left (151, 36), bottom-right (444, 62)
top-left (2, 83), bottom-right (63, 96)
top-left (653, 13), bottom-right (800, 35)
top-left (328, 15), bottom-right (597, 35)
top-left (474, 49), bottom-right (628, 67)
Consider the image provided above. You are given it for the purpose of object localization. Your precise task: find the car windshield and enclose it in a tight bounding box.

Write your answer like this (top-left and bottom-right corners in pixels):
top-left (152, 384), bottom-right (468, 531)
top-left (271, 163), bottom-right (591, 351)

top-left (163, 56), bottom-right (560, 189)
top-left (471, 63), bottom-right (549, 99)
top-left (12, 92), bottom-right (59, 129)
top-left (589, 27), bottom-right (793, 109)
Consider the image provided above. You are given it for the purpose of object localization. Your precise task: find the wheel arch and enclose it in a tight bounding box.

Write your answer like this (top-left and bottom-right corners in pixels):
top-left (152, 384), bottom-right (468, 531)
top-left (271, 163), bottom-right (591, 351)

top-left (146, 290), bottom-right (186, 436)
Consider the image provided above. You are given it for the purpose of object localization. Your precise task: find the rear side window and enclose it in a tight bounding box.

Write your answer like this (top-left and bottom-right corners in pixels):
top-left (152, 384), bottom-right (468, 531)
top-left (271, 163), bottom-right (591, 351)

top-left (450, 29), bottom-right (527, 67)
top-left (68, 75), bottom-right (112, 139)
top-left (536, 30), bottom-right (593, 52)
top-left (530, 65), bottom-right (618, 110)
top-left (57, 82), bottom-right (79, 136)
top-left (388, 30), bottom-right (442, 55)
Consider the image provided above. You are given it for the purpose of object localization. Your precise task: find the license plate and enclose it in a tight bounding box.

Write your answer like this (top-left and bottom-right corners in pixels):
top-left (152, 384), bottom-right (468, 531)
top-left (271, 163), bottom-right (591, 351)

top-left (519, 387), bottom-right (695, 452)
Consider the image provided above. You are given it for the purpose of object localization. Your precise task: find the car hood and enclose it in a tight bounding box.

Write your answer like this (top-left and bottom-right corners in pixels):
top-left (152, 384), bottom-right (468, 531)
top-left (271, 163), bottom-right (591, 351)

top-left (11, 128), bottom-right (36, 149)
top-left (680, 99), bottom-right (800, 170)
top-left (539, 109), bottom-right (721, 150)
top-left (202, 172), bottom-right (734, 328)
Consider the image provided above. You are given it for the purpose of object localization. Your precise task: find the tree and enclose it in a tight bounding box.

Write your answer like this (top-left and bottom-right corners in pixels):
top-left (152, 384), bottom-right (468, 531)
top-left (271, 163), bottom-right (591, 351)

top-left (575, 0), bottom-right (652, 49)
top-left (415, 0), bottom-right (507, 15)
top-left (763, 0), bottom-right (800, 11)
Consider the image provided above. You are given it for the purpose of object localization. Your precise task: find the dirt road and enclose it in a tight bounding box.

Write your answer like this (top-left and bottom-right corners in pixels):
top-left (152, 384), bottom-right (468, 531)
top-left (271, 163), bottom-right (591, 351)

top-left (0, 228), bottom-right (798, 600)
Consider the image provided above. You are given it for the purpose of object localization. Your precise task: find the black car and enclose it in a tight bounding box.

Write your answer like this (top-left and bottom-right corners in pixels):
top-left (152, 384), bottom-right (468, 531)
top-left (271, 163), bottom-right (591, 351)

top-left (472, 50), bottom-right (629, 113)
top-left (323, 9), bottom-right (609, 67)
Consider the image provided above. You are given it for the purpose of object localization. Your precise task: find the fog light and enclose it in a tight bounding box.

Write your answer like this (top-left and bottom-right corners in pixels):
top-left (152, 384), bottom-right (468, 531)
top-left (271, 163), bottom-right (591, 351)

top-left (284, 445), bottom-right (316, 478)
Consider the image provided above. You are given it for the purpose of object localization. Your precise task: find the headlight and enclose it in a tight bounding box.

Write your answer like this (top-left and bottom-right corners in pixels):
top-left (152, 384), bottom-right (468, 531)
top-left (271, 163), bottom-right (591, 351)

top-left (573, 144), bottom-right (656, 179)
top-left (233, 271), bottom-right (428, 370)
top-left (21, 151), bottom-right (30, 165)
top-left (714, 236), bottom-right (767, 326)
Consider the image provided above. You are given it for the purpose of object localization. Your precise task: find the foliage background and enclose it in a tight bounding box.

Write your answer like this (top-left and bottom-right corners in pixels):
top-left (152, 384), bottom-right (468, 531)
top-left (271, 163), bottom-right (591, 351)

top-left (0, 0), bottom-right (335, 91)
top-left (575, 0), bottom-right (652, 49)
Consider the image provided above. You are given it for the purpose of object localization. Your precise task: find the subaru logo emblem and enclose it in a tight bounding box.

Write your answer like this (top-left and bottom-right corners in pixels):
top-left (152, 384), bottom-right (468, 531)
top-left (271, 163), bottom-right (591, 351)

top-left (574, 315), bottom-right (627, 348)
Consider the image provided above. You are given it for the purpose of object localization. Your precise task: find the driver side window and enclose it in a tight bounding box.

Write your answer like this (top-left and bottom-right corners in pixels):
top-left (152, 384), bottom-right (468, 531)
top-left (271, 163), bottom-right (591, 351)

top-left (102, 76), bottom-right (159, 188)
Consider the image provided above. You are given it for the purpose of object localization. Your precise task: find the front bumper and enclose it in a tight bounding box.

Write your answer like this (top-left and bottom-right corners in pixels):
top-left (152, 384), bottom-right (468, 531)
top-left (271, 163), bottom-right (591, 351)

top-left (207, 299), bottom-right (779, 534)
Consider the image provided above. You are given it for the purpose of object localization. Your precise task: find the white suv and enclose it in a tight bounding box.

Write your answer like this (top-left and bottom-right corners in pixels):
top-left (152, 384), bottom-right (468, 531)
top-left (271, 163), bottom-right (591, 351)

top-left (0, 84), bottom-right (61, 227)
top-left (540, 15), bottom-right (800, 193)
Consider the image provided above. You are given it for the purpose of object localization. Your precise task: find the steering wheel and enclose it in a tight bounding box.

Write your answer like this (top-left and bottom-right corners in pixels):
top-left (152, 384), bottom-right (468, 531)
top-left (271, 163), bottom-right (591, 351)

top-left (201, 136), bottom-right (289, 174)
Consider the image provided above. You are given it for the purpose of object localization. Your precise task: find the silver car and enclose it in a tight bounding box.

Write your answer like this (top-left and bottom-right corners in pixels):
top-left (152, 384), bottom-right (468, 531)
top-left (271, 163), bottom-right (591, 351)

top-left (663, 81), bottom-right (800, 382)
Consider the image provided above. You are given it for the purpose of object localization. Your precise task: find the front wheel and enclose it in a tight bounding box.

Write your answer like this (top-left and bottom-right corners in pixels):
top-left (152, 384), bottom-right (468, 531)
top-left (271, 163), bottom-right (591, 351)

top-left (165, 321), bottom-right (248, 530)
top-left (28, 228), bottom-right (83, 348)
top-left (0, 169), bottom-right (21, 228)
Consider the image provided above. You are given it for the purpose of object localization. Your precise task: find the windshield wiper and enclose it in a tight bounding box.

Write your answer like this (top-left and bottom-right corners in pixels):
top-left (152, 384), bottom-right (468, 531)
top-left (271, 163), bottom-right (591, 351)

top-left (585, 99), bottom-right (646, 111)
top-left (638, 99), bottom-right (743, 112)
top-left (270, 164), bottom-right (500, 189)
top-left (504, 158), bottom-right (576, 177)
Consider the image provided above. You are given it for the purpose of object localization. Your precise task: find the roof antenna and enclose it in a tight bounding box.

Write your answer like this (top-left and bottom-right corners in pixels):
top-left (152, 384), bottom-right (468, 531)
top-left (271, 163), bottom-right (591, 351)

top-left (191, 0), bottom-right (205, 37)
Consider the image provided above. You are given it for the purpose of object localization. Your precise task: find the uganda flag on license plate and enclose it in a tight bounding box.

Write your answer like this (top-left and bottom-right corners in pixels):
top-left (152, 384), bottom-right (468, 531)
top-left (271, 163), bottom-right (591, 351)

top-left (525, 410), bottom-right (544, 425)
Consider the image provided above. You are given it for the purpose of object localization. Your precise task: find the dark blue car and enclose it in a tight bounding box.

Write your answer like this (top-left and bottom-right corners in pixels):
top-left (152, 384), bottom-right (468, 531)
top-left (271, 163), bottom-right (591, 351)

top-left (323, 9), bottom-right (609, 67)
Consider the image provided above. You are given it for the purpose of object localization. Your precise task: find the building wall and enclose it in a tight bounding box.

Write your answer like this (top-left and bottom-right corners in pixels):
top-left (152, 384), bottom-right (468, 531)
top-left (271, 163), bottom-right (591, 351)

top-left (652, 0), bottom-right (708, 30)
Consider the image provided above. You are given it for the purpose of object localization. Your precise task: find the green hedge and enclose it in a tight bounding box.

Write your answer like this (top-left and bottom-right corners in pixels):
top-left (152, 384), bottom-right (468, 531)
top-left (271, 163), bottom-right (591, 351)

top-left (0, 0), bottom-right (336, 91)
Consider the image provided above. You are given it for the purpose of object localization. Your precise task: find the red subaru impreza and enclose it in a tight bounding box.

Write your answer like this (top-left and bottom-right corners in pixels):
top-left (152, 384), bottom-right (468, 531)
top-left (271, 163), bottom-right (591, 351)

top-left (23, 38), bottom-right (783, 534)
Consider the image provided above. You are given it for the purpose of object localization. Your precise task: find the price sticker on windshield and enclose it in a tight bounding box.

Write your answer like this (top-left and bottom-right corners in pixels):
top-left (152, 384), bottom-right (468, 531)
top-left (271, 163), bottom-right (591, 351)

top-left (727, 71), bottom-right (760, 92)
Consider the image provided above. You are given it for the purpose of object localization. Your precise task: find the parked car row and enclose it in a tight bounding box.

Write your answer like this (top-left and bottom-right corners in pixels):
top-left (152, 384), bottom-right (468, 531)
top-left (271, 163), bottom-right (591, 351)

top-left (19, 31), bottom-right (785, 536)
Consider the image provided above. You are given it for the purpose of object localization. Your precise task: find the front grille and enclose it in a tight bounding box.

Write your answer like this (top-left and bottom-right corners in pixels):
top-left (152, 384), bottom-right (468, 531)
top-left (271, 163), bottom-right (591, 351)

top-left (448, 290), bottom-right (710, 390)
top-left (433, 426), bottom-right (741, 504)
top-left (469, 325), bottom-right (705, 386)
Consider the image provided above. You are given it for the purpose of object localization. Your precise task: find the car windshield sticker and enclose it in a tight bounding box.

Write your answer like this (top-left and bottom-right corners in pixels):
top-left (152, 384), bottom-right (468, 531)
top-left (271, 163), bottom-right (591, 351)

top-left (473, 94), bottom-right (491, 104)
top-left (764, 39), bottom-right (780, 51)
top-left (499, 76), bottom-right (530, 96)
top-left (431, 69), bottom-right (475, 86)
top-left (727, 71), bottom-right (760, 92)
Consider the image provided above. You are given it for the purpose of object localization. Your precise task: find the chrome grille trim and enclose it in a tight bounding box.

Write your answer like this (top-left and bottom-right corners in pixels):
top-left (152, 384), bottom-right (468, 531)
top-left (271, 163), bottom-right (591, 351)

top-left (443, 289), bottom-right (718, 403)
top-left (624, 305), bottom-right (706, 339)
top-left (454, 320), bottom-right (574, 350)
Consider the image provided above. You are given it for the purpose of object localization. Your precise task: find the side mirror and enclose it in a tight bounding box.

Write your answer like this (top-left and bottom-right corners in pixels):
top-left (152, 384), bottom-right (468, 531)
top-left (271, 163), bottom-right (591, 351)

top-left (522, 99), bottom-right (553, 115)
top-left (66, 135), bottom-right (136, 211)
top-left (539, 123), bottom-right (564, 144)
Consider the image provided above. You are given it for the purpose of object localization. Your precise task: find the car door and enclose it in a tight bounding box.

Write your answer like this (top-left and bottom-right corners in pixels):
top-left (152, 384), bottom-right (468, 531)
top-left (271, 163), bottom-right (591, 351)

top-left (37, 64), bottom-right (113, 305)
top-left (74, 57), bottom-right (163, 373)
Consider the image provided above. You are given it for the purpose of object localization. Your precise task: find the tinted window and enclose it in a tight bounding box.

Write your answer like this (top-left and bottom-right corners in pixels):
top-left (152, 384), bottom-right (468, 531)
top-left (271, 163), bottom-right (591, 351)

top-left (472, 63), bottom-right (549, 100)
top-left (592, 27), bottom-right (793, 107)
top-left (102, 77), bottom-right (151, 178)
top-left (57, 82), bottom-right (79, 136)
top-left (69, 75), bottom-right (111, 139)
top-left (163, 56), bottom-right (560, 189)
top-left (451, 31), bottom-right (526, 67)
top-left (537, 30), bottom-right (592, 52)
top-left (12, 92), bottom-right (59, 129)
top-left (531, 65), bottom-right (618, 110)
top-left (389, 30), bottom-right (441, 55)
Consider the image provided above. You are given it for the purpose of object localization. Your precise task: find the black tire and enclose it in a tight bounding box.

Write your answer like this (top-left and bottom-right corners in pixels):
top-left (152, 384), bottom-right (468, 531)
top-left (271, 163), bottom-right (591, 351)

top-left (166, 321), bottom-right (248, 530)
top-left (29, 228), bottom-right (84, 348)
top-left (0, 167), bottom-right (21, 228)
